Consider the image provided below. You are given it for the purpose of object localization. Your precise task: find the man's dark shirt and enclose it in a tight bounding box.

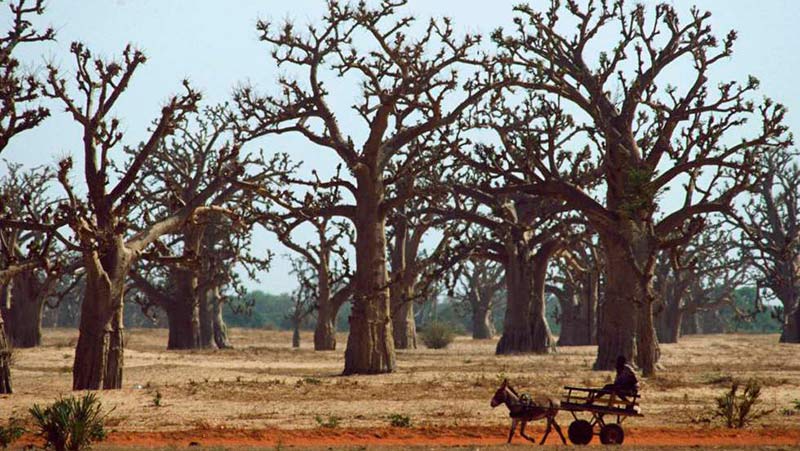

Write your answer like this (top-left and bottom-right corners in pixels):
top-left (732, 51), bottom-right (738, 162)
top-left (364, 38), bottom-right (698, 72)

top-left (613, 363), bottom-right (640, 392)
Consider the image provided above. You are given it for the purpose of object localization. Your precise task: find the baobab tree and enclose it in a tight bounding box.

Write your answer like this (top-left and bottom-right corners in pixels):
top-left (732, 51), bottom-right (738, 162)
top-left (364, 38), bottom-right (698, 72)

top-left (549, 237), bottom-right (602, 346)
top-left (493, 1), bottom-right (792, 374)
top-left (257, 179), bottom-right (354, 351)
top-left (451, 258), bottom-right (505, 339)
top-left (730, 151), bottom-right (800, 343)
top-left (126, 105), bottom-right (273, 350)
top-left (653, 223), bottom-right (746, 343)
top-left (0, 0), bottom-right (55, 394)
top-left (233, 0), bottom-right (504, 374)
top-left (44, 43), bottom-right (241, 390)
top-left (0, 163), bottom-right (77, 348)
top-left (440, 93), bottom-right (594, 354)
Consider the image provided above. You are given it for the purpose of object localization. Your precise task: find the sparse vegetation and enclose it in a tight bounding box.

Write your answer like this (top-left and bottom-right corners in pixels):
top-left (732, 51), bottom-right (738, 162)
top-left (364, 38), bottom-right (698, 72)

top-left (0, 418), bottom-right (25, 449)
top-left (152, 390), bottom-right (162, 407)
top-left (315, 415), bottom-right (341, 429)
top-left (420, 321), bottom-right (456, 349)
top-left (29, 393), bottom-right (110, 451)
top-left (713, 379), bottom-right (773, 428)
top-left (388, 414), bottom-right (412, 428)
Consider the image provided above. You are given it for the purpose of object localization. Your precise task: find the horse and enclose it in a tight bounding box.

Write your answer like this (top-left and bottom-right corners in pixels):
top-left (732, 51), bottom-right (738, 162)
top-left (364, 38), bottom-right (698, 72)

top-left (490, 379), bottom-right (567, 445)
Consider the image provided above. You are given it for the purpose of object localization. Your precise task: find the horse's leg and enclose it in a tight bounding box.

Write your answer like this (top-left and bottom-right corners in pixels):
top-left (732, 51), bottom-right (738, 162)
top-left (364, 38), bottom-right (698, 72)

top-left (507, 419), bottom-right (518, 444)
top-left (519, 420), bottom-right (536, 443)
top-left (539, 417), bottom-right (553, 445)
top-left (551, 416), bottom-right (567, 445)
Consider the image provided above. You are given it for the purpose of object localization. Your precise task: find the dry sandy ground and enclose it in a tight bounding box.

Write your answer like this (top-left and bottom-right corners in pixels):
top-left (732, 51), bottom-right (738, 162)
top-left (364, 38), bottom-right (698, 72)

top-left (3, 329), bottom-right (800, 449)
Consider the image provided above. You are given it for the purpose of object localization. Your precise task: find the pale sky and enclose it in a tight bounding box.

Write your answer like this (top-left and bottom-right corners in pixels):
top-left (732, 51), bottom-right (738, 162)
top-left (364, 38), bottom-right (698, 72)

top-left (4, 1), bottom-right (800, 294)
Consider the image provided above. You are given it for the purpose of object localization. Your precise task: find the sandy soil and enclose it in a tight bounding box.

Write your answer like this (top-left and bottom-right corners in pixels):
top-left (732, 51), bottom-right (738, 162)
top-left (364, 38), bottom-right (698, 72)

top-left (3, 329), bottom-right (800, 449)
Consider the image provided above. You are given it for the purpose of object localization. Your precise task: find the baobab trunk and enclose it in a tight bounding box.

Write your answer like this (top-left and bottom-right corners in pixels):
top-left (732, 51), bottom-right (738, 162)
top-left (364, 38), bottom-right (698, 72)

top-left (0, 309), bottom-right (12, 393)
top-left (292, 321), bottom-right (301, 348)
top-left (392, 298), bottom-right (417, 349)
top-left (496, 242), bottom-right (534, 354)
top-left (314, 262), bottom-right (337, 351)
top-left (655, 297), bottom-right (682, 344)
top-left (73, 242), bottom-right (130, 390)
top-left (389, 212), bottom-right (417, 350)
top-left (557, 272), bottom-right (598, 346)
top-left (4, 271), bottom-right (45, 348)
top-left (472, 304), bottom-right (495, 339)
top-left (198, 289), bottom-right (214, 348)
top-left (594, 235), bottom-right (642, 371)
top-left (211, 287), bottom-right (232, 349)
top-left (343, 181), bottom-right (395, 374)
top-left (529, 241), bottom-right (558, 354)
top-left (166, 267), bottom-right (200, 350)
top-left (314, 302), bottom-right (338, 351)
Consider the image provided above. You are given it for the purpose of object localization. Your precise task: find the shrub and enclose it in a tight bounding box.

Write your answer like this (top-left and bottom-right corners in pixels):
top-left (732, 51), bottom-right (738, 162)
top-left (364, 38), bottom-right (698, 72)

top-left (29, 393), bottom-right (109, 451)
top-left (152, 390), bottom-right (162, 407)
top-left (388, 413), bottom-right (412, 428)
top-left (0, 418), bottom-right (25, 449)
top-left (314, 415), bottom-right (340, 428)
top-left (420, 321), bottom-right (455, 349)
top-left (713, 379), bottom-right (773, 428)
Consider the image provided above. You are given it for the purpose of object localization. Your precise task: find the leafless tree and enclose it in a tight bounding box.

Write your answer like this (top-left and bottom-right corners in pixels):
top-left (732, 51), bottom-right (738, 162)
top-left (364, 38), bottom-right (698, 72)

top-left (728, 151), bottom-right (800, 342)
top-left (549, 236), bottom-right (602, 346)
top-left (493, 0), bottom-right (792, 374)
top-left (450, 258), bottom-right (505, 339)
top-left (653, 222), bottom-right (746, 343)
top-left (0, 0), bottom-right (55, 394)
top-left (233, 0), bottom-right (505, 374)
top-left (126, 105), bottom-right (275, 350)
top-left (258, 181), bottom-right (354, 350)
top-left (43, 43), bottom-right (242, 390)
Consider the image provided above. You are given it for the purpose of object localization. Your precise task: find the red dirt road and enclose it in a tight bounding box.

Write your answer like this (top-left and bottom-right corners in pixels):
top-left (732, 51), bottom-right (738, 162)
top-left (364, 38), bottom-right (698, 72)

top-left (19, 425), bottom-right (800, 448)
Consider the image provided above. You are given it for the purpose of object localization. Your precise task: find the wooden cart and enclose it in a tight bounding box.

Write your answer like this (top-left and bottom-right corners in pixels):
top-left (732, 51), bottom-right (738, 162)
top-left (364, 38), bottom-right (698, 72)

top-left (559, 386), bottom-right (643, 445)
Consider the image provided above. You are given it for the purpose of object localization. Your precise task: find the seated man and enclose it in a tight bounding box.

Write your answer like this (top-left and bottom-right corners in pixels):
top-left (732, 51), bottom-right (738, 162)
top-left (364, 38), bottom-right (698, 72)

top-left (601, 356), bottom-right (640, 406)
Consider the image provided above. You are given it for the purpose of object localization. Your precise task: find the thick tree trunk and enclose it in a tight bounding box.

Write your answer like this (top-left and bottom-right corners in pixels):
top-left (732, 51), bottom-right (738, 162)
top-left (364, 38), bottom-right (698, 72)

top-left (497, 240), bottom-right (538, 354)
top-left (165, 302), bottom-right (199, 350)
top-left (392, 299), bottom-right (417, 349)
top-left (681, 312), bottom-right (699, 335)
top-left (314, 262), bottom-right (337, 351)
top-left (166, 265), bottom-right (201, 350)
top-left (343, 182), bottom-right (395, 375)
top-left (389, 211), bottom-right (417, 350)
top-left (198, 289), bottom-right (214, 348)
top-left (73, 244), bottom-right (130, 390)
top-left (2, 271), bottom-right (45, 348)
top-left (782, 306), bottom-right (800, 343)
top-left (472, 304), bottom-right (494, 339)
top-left (655, 298), bottom-right (682, 344)
top-left (636, 300), bottom-right (659, 375)
top-left (292, 321), bottom-right (301, 348)
top-left (211, 287), bottom-right (232, 349)
top-left (314, 309), bottom-right (337, 350)
top-left (0, 309), bottom-right (12, 394)
top-left (594, 236), bottom-right (642, 371)
top-left (529, 241), bottom-right (557, 354)
top-left (557, 271), bottom-right (598, 346)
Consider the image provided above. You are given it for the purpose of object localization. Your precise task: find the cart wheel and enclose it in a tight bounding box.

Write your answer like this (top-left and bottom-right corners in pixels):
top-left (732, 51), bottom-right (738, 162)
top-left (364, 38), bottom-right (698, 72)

top-left (568, 419), bottom-right (593, 445)
top-left (599, 423), bottom-right (624, 445)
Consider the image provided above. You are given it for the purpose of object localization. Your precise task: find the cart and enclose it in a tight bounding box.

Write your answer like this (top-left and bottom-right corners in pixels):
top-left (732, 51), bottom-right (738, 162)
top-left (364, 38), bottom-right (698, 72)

top-left (559, 386), bottom-right (643, 445)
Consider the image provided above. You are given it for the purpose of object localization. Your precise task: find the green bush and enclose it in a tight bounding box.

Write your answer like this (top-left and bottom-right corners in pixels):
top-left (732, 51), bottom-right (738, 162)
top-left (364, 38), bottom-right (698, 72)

top-left (314, 415), bottom-right (340, 428)
top-left (29, 393), bottom-right (109, 451)
top-left (388, 413), bottom-right (412, 428)
top-left (0, 418), bottom-right (25, 449)
top-left (421, 321), bottom-right (456, 349)
top-left (713, 379), bottom-right (773, 428)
